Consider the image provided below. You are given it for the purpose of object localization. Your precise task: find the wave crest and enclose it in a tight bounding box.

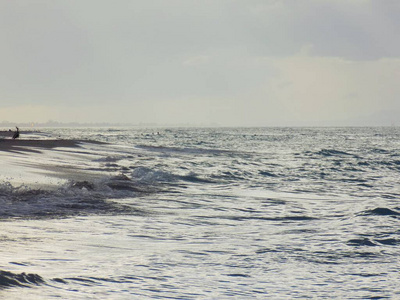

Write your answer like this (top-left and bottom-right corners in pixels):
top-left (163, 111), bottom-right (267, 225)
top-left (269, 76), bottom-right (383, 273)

top-left (0, 270), bottom-right (45, 288)
top-left (0, 174), bottom-right (154, 219)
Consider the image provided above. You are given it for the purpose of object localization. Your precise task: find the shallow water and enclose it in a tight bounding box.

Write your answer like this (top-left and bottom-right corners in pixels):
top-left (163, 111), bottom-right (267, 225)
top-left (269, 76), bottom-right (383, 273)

top-left (0, 127), bottom-right (399, 299)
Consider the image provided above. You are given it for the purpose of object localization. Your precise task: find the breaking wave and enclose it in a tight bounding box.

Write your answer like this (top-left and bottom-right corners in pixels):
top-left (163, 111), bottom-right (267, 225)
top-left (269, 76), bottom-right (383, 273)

top-left (0, 165), bottom-right (215, 219)
top-left (0, 173), bottom-right (157, 219)
top-left (131, 166), bottom-right (214, 184)
top-left (0, 270), bottom-right (45, 288)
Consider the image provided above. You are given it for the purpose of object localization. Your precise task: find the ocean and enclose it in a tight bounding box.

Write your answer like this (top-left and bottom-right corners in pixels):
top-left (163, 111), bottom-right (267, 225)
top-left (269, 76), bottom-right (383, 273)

top-left (0, 127), bottom-right (399, 299)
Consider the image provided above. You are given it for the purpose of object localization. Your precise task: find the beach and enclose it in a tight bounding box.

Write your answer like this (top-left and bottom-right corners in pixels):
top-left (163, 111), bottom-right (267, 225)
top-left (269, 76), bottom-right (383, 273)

top-left (0, 139), bottom-right (80, 152)
top-left (0, 131), bottom-right (107, 190)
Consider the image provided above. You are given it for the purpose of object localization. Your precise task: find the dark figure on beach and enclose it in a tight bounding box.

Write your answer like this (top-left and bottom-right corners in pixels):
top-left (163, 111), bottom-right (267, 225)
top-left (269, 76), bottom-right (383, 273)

top-left (12, 127), bottom-right (19, 139)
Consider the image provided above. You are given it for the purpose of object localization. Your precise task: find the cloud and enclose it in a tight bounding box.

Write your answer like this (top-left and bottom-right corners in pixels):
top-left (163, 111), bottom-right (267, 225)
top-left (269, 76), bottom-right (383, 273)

top-left (0, 1), bottom-right (399, 125)
top-left (183, 55), bottom-right (210, 67)
top-left (241, 0), bottom-right (400, 60)
top-left (248, 54), bottom-right (400, 125)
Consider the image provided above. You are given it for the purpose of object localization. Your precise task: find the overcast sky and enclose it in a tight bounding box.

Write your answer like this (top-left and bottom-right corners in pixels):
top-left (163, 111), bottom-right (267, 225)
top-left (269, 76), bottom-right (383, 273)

top-left (0, 0), bottom-right (399, 126)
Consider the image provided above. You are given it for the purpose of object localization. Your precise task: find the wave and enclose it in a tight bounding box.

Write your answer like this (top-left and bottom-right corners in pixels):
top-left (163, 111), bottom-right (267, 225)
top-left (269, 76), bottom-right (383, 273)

top-left (0, 270), bottom-right (45, 288)
top-left (0, 174), bottom-right (151, 219)
top-left (347, 238), bottom-right (377, 247)
top-left (0, 269), bottom-right (143, 290)
top-left (136, 145), bottom-right (237, 156)
top-left (347, 237), bottom-right (400, 247)
top-left (199, 215), bottom-right (316, 222)
top-left (361, 207), bottom-right (400, 216)
top-left (179, 173), bottom-right (216, 184)
top-left (0, 165), bottom-right (215, 219)
top-left (131, 167), bottom-right (178, 183)
top-left (259, 170), bottom-right (278, 177)
top-left (315, 149), bottom-right (359, 158)
top-left (131, 167), bottom-right (214, 184)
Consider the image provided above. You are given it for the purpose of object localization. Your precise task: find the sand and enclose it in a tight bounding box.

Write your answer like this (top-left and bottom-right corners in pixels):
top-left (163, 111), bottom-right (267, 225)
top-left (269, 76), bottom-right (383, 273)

top-left (0, 138), bottom-right (108, 189)
top-left (0, 130), bottom-right (14, 137)
top-left (0, 139), bottom-right (80, 153)
top-left (0, 129), bottom-right (81, 152)
top-left (0, 138), bottom-right (107, 153)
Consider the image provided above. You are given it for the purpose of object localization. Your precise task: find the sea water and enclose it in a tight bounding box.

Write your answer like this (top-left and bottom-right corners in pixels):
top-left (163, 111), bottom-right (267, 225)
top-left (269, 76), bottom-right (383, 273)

top-left (0, 127), bottom-right (399, 299)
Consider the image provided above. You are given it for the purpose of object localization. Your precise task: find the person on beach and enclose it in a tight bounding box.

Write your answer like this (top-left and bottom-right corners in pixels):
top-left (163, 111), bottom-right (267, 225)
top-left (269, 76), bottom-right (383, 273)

top-left (12, 127), bottom-right (19, 139)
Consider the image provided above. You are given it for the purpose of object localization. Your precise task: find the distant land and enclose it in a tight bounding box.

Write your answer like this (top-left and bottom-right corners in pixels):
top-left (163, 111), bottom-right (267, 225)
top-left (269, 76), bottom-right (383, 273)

top-left (0, 109), bottom-right (399, 129)
top-left (0, 120), bottom-right (222, 128)
top-left (0, 120), bottom-right (135, 128)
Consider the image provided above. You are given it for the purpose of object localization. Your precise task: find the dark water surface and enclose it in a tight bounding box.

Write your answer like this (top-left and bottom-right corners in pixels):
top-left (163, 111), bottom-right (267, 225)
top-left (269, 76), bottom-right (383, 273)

top-left (0, 127), bottom-right (399, 299)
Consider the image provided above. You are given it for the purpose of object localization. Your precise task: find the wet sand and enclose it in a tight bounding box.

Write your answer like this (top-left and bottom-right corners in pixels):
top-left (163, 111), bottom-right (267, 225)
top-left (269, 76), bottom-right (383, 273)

top-left (0, 139), bottom-right (106, 152)
top-left (0, 130), bottom-right (37, 138)
top-left (0, 139), bottom-right (80, 152)
top-left (0, 138), bottom-right (108, 189)
top-left (0, 130), bottom-right (14, 137)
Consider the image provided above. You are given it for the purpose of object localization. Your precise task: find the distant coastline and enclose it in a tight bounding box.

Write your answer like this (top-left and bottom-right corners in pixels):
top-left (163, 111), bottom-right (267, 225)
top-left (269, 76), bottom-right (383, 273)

top-left (0, 120), bottom-right (148, 128)
top-left (0, 116), bottom-right (398, 128)
top-left (0, 120), bottom-right (222, 128)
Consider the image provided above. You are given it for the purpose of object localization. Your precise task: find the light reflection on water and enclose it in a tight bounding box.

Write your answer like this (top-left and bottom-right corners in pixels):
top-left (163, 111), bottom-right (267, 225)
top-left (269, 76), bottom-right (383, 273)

top-left (0, 127), bottom-right (400, 299)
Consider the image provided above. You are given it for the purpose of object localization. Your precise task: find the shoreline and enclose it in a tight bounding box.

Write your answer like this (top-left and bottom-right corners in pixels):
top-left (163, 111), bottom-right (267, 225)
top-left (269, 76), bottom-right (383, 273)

top-left (0, 139), bottom-right (105, 152)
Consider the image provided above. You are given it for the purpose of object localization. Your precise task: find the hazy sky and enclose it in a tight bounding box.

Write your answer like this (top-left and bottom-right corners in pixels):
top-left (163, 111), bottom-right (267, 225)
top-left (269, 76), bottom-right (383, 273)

top-left (1, 0), bottom-right (399, 126)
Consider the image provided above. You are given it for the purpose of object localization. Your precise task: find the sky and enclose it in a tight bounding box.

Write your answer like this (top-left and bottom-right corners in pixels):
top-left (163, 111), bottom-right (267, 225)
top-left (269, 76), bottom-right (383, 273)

top-left (0, 0), bottom-right (399, 126)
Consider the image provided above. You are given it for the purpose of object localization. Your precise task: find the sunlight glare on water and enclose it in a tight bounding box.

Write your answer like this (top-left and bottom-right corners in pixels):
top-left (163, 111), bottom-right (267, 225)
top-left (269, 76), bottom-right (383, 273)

top-left (0, 127), bottom-right (400, 299)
